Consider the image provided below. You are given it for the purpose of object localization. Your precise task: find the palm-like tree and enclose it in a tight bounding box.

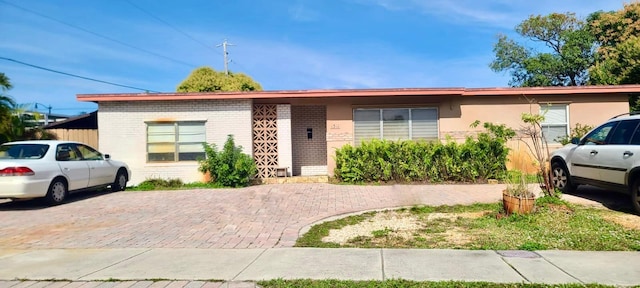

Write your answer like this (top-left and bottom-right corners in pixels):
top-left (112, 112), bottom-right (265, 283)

top-left (0, 72), bottom-right (14, 110)
top-left (0, 73), bottom-right (12, 91)
top-left (0, 73), bottom-right (16, 143)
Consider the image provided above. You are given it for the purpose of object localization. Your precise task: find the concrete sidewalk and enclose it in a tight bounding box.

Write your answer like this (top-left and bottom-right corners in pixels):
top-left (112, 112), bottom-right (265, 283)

top-left (1, 248), bottom-right (639, 287)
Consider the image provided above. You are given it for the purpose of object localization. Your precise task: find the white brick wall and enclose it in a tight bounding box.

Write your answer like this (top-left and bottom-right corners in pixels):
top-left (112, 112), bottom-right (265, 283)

top-left (291, 106), bottom-right (327, 176)
top-left (98, 100), bottom-right (253, 185)
top-left (277, 105), bottom-right (293, 176)
top-left (301, 165), bottom-right (328, 176)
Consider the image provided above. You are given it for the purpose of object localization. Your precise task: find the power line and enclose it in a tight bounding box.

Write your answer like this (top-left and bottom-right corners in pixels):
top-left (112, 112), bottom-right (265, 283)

top-left (123, 0), bottom-right (222, 56)
top-left (121, 1), bottom-right (253, 75)
top-left (0, 0), bottom-right (197, 69)
top-left (1, 57), bottom-right (160, 93)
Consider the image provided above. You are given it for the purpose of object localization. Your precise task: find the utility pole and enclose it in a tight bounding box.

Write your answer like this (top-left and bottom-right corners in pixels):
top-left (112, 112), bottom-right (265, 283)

top-left (34, 102), bottom-right (52, 126)
top-left (216, 39), bottom-right (235, 75)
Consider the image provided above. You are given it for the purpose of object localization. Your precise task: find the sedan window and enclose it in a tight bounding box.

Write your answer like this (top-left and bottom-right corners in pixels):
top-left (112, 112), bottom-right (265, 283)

top-left (76, 144), bottom-right (103, 160)
top-left (0, 144), bottom-right (49, 159)
top-left (56, 144), bottom-right (81, 161)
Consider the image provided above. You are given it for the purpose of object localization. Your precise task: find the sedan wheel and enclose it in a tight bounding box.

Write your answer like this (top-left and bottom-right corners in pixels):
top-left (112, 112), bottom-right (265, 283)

top-left (111, 170), bottom-right (127, 192)
top-left (45, 179), bottom-right (67, 205)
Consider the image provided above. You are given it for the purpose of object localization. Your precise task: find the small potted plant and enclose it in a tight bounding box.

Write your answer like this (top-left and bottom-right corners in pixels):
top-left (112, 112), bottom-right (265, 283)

top-left (503, 172), bottom-right (535, 214)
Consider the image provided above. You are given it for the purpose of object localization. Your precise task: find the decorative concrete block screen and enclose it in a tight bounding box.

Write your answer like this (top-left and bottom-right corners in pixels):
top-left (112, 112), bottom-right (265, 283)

top-left (253, 104), bottom-right (279, 178)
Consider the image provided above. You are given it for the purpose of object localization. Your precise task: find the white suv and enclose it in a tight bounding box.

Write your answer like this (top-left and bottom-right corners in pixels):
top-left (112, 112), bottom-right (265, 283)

top-left (550, 113), bottom-right (640, 214)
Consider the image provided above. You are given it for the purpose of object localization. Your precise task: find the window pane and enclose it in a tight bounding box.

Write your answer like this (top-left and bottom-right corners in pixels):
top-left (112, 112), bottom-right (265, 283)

top-left (609, 120), bottom-right (639, 145)
top-left (148, 124), bottom-right (175, 143)
top-left (354, 109), bottom-right (381, 144)
top-left (542, 104), bottom-right (567, 124)
top-left (0, 144), bottom-right (49, 159)
top-left (411, 108), bottom-right (438, 140)
top-left (542, 125), bottom-right (567, 144)
top-left (631, 126), bottom-right (640, 145)
top-left (382, 109), bottom-right (409, 140)
top-left (540, 104), bottom-right (568, 142)
top-left (178, 143), bottom-right (204, 153)
top-left (148, 153), bottom-right (175, 161)
top-left (178, 123), bottom-right (206, 142)
top-left (148, 143), bottom-right (175, 153)
top-left (583, 122), bottom-right (617, 145)
top-left (147, 122), bottom-right (207, 162)
top-left (76, 144), bottom-right (102, 160)
top-left (179, 152), bottom-right (205, 161)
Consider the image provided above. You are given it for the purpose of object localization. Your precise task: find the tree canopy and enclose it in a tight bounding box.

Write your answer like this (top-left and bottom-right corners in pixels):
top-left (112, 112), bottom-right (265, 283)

top-left (588, 2), bottom-right (640, 85)
top-left (1, 73), bottom-right (13, 91)
top-left (0, 73), bottom-right (16, 143)
top-left (0, 73), bottom-right (15, 124)
top-left (0, 73), bottom-right (55, 143)
top-left (490, 13), bottom-right (596, 87)
top-left (176, 66), bottom-right (262, 92)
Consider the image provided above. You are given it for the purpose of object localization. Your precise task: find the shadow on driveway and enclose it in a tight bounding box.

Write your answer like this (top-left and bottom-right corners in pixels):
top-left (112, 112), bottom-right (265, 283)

top-left (0, 189), bottom-right (120, 211)
top-left (566, 185), bottom-right (637, 214)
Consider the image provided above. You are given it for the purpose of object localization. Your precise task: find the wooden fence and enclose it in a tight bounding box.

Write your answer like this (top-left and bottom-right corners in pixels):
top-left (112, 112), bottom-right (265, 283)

top-left (47, 129), bottom-right (99, 149)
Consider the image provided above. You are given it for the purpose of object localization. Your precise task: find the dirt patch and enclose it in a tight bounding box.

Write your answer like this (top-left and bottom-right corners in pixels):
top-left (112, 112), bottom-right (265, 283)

top-left (602, 213), bottom-right (640, 230)
top-left (322, 211), bottom-right (420, 244)
top-left (427, 211), bottom-right (487, 221)
top-left (546, 203), bottom-right (574, 214)
top-left (322, 210), bottom-right (487, 245)
top-left (442, 227), bottom-right (475, 245)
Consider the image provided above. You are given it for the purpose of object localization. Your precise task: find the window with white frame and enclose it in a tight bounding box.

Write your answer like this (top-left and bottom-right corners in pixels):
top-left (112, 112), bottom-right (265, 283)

top-left (540, 104), bottom-right (569, 143)
top-left (353, 108), bottom-right (438, 144)
top-left (146, 121), bottom-right (206, 162)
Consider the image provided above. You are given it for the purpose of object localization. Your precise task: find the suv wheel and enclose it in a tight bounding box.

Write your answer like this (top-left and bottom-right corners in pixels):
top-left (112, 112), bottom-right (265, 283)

top-left (551, 162), bottom-right (575, 193)
top-left (631, 179), bottom-right (640, 215)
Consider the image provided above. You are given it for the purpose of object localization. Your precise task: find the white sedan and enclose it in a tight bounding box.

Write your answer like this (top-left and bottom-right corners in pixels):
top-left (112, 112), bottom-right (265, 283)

top-left (0, 140), bottom-right (131, 205)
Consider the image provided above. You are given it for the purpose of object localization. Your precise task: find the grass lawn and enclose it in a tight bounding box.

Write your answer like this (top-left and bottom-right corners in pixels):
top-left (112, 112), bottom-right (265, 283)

top-left (295, 197), bottom-right (640, 251)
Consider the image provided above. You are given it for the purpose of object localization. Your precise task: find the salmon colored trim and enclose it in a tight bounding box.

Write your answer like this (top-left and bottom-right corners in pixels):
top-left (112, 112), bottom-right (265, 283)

top-left (77, 85), bottom-right (640, 102)
top-left (463, 85), bottom-right (640, 95)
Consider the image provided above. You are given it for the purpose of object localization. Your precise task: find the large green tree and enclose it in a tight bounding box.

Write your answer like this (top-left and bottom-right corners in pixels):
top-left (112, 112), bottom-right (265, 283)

top-left (588, 2), bottom-right (640, 85)
top-left (0, 74), bottom-right (55, 143)
top-left (490, 13), bottom-right (596, 87)
top-left (176, 67), bottom-right (262, 92)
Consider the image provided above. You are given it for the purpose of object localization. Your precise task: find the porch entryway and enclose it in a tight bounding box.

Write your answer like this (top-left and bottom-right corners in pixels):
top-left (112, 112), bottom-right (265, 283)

top-left (291, 105), bottom-right (327, 176)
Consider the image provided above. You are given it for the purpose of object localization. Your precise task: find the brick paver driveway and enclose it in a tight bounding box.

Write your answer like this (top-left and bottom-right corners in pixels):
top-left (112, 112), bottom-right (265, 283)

top-left (0, 183), bottom-right (616, 249)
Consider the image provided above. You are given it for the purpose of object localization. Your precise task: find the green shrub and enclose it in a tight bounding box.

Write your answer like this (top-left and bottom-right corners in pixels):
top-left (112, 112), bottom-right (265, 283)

top-left (334, 122), bottom-right (514, 183)
top-left (198, 134), bottom-right (257, 187)
top-left (555, 123), bottom-right (593, 145)
top-left (134, 178), bottom-right (184, 190)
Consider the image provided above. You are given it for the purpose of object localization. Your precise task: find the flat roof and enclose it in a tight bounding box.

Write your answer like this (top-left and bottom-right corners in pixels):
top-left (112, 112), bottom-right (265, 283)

top-left (77, 85), bottom-right (640, 102)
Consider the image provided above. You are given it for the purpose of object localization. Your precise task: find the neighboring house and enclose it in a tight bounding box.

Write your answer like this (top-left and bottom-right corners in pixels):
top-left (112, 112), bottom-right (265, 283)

top-left (21, 110), bottom-right (69, 126)
top-left (77, 85), bottom-right (640, 185)
top-left (44, 111), bottom-right (99, 149)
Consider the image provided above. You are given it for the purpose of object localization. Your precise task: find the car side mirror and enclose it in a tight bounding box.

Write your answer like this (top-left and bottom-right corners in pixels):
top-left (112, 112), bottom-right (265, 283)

top-left (105, 154), bottom-right (111, 160)
top-left (570, 137), bottom-right (580, 145)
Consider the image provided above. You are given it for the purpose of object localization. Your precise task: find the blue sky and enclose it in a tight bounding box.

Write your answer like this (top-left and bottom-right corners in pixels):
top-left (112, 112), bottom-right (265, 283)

top-left (0, 0), bottom-right (627, 116)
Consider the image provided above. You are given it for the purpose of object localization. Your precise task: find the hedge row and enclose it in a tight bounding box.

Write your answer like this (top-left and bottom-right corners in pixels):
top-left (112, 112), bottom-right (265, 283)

top-left (334, 123), bottom-right (514, 183)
